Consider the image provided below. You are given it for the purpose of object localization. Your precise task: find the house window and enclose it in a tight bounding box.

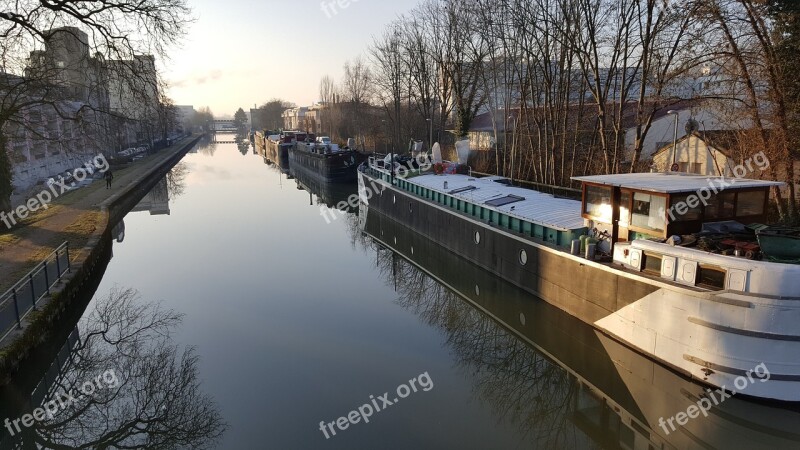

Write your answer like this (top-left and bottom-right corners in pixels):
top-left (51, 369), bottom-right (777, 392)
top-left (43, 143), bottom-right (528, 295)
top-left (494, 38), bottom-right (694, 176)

top-left (678, 162), bottom-right (702, 174)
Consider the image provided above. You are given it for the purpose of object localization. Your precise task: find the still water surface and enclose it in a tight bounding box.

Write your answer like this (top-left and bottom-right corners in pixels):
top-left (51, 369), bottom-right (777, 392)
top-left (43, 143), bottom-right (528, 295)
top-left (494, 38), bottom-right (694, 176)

top-left (3, 138), bottom-right (800, 449)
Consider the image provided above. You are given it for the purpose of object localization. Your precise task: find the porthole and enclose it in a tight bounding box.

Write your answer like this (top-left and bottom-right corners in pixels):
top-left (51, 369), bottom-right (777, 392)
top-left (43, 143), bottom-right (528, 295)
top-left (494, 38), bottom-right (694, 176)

top-left (394, 236), bottom-right (397, 245)
top-left (475, 285), bottom-right (480, 296)
top-left (411, 246), bottom-right (414, 255)
top-left (409, 202), bottom-right (413, 213)
top-left (474, 231), bottom-right (481, 244)
top-left (519, 313), bottom-right (526, 326)
top-left (393, 195), bottom-right (396, 204)
top-left (519, 249), bottom-right (528, 265)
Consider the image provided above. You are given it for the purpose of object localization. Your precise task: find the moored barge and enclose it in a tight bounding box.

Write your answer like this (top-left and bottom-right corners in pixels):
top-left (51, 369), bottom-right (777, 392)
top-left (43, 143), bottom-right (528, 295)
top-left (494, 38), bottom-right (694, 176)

top-left (255, 130), bottom-right (294, 173)
top-left (289, 136), bottom-right (368, 183)
top-left (360, 199), bottom-right (800, 448)
top-left (358, 157), bottom-right (800, 401)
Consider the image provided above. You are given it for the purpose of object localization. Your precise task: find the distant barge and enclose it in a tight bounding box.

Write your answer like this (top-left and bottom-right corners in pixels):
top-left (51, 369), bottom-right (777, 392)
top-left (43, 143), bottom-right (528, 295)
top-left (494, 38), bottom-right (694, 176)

top-left (254, 130), bottom-right (292, 172)
top-left (289, 135), bottom-right (367, 183)
top-left (359, 157), bottom-right (800, 401)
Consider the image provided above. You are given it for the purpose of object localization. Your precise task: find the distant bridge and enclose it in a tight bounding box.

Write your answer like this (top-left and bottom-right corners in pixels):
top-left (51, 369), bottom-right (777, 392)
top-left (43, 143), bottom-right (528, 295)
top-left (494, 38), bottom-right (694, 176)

top-left (210, 119), bottom-right (239, 132)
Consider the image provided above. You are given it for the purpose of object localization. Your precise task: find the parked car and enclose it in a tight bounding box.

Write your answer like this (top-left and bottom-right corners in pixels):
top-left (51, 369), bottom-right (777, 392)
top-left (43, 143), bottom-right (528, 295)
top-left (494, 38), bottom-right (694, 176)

top-left (45, 177), bottom-right (76, 191)
top-left (316, 136), bottom-right (331, 145)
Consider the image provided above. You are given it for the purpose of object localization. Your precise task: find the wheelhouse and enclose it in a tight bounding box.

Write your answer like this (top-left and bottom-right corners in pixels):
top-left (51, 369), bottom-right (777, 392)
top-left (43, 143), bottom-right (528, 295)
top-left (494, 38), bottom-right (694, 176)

top-left (573, 173), bottom-right (782, 246)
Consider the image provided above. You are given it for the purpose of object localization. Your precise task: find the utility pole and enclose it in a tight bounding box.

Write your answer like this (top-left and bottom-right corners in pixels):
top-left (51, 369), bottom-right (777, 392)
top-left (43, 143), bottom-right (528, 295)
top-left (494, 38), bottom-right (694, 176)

top-left (667, 110), bottom-right (679, 170)
top-left (426, 117), bottom-right (433, 150)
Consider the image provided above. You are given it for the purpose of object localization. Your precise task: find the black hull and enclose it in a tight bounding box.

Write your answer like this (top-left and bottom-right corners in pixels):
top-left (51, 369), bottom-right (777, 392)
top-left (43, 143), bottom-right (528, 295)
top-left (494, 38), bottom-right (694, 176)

top-left (289, 143), bottom-right (366, 183)
top-left (358, 172), bottom-right (658, 324)
top-left (359, 201), bottom-right (800, 448)
top-left (291, 161), bottom-right (358, 210)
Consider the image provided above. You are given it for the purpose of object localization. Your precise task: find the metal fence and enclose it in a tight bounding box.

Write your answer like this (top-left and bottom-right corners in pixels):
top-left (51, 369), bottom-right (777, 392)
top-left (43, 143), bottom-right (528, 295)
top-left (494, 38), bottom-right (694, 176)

top-left (0, 242), bottom-right (70, 343)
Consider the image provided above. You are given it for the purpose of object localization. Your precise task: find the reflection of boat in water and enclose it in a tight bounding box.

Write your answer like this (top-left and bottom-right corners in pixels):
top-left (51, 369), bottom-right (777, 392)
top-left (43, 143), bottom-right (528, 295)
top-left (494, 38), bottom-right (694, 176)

top-left (359, 200), bottom-right (800, 449)
top-left (254, 130), bottom-right (290, 173)
top-left (292, 160), bottom-right (357, 211)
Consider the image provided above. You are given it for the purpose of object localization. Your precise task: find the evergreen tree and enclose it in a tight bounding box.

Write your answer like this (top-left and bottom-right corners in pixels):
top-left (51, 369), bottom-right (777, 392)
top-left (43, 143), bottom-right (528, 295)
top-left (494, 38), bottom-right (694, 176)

top-left (233, 108), bottom-right (248, 131)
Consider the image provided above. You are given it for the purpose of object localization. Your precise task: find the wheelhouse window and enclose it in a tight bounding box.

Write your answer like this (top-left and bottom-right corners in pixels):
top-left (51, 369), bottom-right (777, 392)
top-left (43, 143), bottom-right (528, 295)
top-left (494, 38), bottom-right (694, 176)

top-left (631, 192), bottom-right (666, 234)
top-left (669, 194), bottom-right (703, 221)
top-left (736, 190), bottom-right (766, 217)
top-left (619, 191), bottom-right (631, 227)
top-left (584, 185), bottom-right (612, 222)
top-left (705, 192), bottom-right (736, 220)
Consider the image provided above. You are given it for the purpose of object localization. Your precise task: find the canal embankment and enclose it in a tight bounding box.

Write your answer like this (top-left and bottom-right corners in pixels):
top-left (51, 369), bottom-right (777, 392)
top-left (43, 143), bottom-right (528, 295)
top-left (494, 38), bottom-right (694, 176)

top-left (0, 135), bottom-right (202, 380)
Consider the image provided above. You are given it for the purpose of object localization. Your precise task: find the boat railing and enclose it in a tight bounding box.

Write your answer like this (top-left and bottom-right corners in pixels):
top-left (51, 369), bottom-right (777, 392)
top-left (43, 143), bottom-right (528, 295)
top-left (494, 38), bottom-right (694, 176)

top-left (471, 170), bottom-right (582, 200)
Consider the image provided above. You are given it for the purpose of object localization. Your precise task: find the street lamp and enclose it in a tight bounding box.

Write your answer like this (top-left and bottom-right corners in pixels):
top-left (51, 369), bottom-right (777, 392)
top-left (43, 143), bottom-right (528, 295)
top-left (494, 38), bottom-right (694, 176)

top-left (426, 118), bottom-right (433, 151)
top-left (509, 114), bottom-right (517, 183)
top-left (667, 110), bottom-right (679, 170)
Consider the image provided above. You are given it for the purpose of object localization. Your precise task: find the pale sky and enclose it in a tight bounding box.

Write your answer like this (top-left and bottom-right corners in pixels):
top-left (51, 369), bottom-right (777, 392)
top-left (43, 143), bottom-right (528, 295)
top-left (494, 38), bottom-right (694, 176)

top-left (165, 0), bottom-right (420, 117)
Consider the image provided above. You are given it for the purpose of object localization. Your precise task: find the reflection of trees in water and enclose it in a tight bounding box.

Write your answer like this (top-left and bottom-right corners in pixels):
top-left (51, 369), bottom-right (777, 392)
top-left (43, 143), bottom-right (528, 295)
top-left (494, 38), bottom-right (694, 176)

top-left (7, 288), bottom-right (226, 449)
top-left (198, 138), bottom-right (217, 156)
top-left (236, 132), bottom-right (250, 156)
top-left (370, 245), bottom-right (589, 449)
top-left (166, 162), bottom-right (189, 199)
top-left (345, 208), bottom-right (369, 252)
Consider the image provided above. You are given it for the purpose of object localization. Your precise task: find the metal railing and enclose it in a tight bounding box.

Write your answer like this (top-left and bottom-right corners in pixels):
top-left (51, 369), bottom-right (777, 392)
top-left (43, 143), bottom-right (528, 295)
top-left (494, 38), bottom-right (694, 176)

top-left (0, 242), bottom-right (70, 343)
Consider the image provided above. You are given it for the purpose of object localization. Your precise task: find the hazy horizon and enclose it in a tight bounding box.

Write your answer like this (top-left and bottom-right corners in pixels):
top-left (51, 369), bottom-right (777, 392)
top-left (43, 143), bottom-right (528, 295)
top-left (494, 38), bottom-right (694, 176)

top-left (164, 0), bottom-right (420, 116)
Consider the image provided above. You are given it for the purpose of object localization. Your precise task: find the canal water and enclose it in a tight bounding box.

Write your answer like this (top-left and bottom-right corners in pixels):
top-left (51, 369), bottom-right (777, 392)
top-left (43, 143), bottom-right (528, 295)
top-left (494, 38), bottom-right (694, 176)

top-left (3, 137), bottom-right (800, 449)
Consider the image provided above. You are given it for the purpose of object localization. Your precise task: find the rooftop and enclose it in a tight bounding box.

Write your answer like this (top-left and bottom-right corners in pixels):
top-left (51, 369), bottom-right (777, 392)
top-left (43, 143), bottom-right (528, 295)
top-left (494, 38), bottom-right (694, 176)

top-left (572, 172), bottom-right (784, 194)
top-left (404, 173), bottom-right (585, 231)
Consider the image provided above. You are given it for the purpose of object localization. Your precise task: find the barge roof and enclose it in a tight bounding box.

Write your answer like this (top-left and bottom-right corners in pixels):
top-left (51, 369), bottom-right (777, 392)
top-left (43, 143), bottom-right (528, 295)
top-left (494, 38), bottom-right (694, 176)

top-left (572, 172), bottom-right (784, 194)
top-left (405, 173), bottom-right (585, 231)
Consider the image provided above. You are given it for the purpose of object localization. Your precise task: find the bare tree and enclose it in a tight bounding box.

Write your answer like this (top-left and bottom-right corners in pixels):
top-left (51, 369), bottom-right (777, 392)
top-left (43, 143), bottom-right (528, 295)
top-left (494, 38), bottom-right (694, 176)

top-left (3, 287), bottom-right (226, 448)
top-left (697, 0), bottom-right (797, 218)
top-left (254, 99), bottom-right (293, 131)
top-left (341, 57), bottom-right (373, 149)
top-left (370, 23), bottom-right (407, 153)
top-left (0, 0), bottom-right (192, 211)
top-left (319, 75), bottom-right (337, 136)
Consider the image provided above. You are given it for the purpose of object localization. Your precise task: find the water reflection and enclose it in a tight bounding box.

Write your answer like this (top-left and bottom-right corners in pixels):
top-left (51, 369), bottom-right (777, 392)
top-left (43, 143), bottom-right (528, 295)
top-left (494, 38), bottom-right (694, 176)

top-left (128, 163), bottom-right (188, 217)
top-left (291, 163), bottom-right (358, 212)
top-left (236, 133), bottom-right (250, 156)
top-left (112, 220), bottom-right (125, 243)
top-left (131, 176), bottom-right (171, 215)
top-left (0, 288), bottom-right (226, 449)
top-left (358, 201), bottom-right (800, 449)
